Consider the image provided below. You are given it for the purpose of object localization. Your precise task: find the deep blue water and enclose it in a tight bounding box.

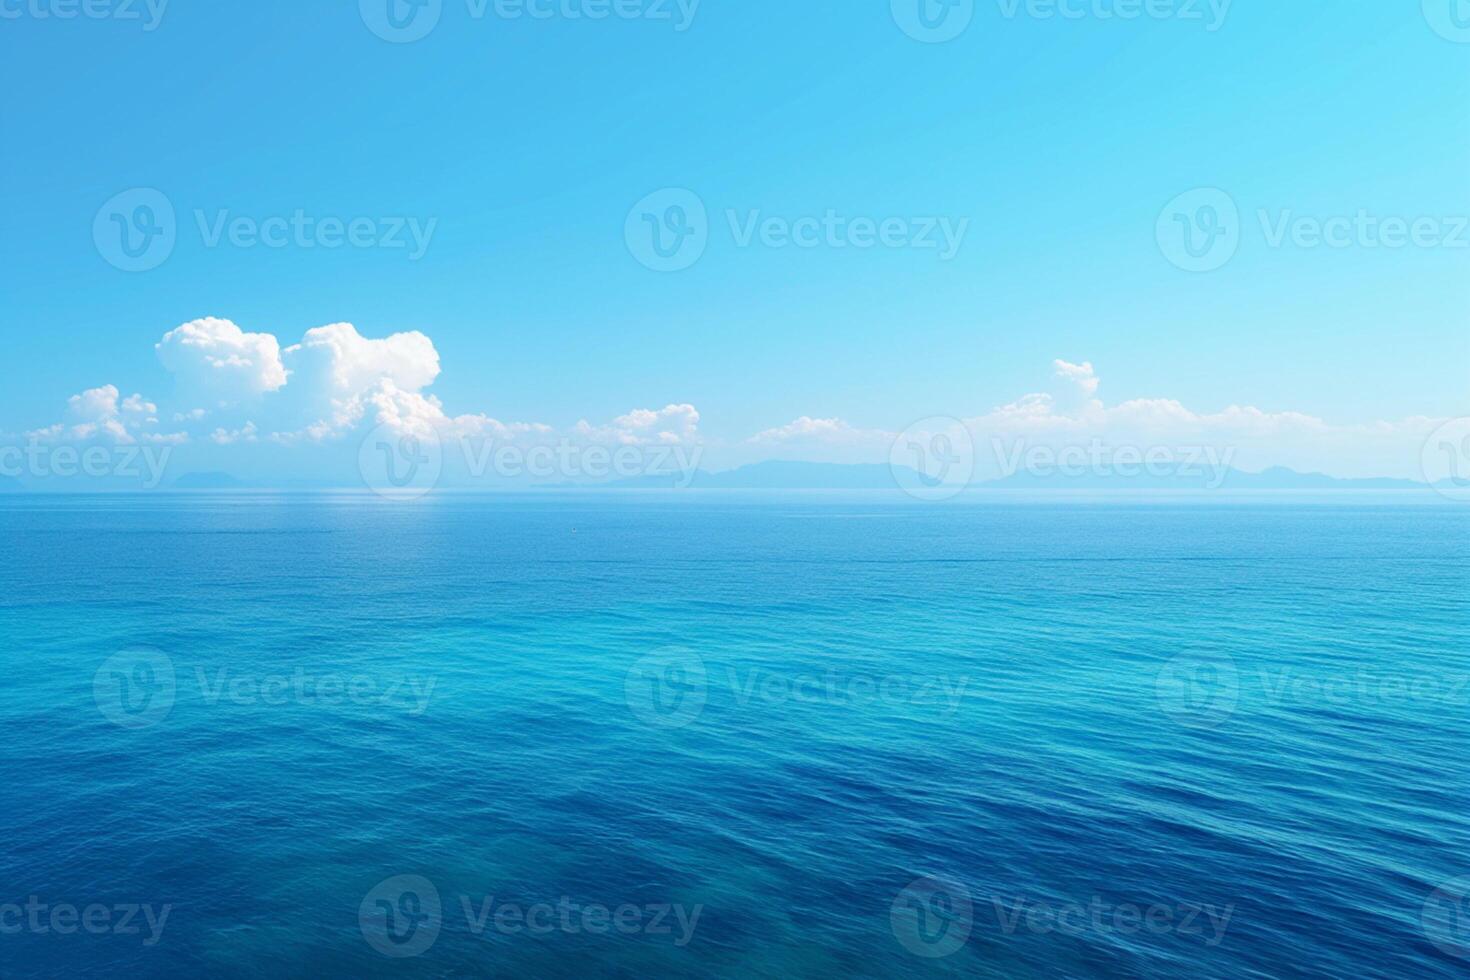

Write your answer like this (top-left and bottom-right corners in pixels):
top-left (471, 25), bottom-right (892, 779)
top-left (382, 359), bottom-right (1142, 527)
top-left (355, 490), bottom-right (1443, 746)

top-left (1, 492), bottom-right (1467, 978)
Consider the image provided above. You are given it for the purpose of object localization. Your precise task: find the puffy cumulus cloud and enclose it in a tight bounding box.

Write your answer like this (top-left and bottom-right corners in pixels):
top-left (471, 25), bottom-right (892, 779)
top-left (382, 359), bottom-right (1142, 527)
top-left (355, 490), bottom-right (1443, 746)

top-left (18, 318), bottom-right (715, 490)
top-left (283, 323), bottom-right (440, 397)
top-left (575, 404), bottom-right (701, 446)
top-left (156, 318), bottom-right (288, 401)
top-left (67, 384), bottom-right (123, 423)
top-left (1053, 359), bottom-right (1100, 398)
top-left (142, 316), bottom-right (699, 457)
top-left (318, 378), bottom-right (461, 442)
top-left (267, 377), bottom-right (553, 448)
top-left (27, 384), bottom-right (186, 445)
top-left (352, 380), bottom-right (445, 437)
top-left (1048, 359), bottom-right (1103, 417)
top-left (259, 323), bottom-right (447, 443)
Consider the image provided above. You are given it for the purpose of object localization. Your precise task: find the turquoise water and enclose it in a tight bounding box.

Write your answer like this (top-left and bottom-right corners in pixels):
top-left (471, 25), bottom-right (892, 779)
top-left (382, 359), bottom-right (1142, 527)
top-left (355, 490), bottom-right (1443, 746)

top-left (1, 492), bottom-right (1467, 978)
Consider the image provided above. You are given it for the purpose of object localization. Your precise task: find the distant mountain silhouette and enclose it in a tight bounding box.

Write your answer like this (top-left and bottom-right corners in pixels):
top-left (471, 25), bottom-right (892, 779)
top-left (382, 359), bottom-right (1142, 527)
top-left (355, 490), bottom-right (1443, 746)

top-left (172, 471), bottom-right (248, 489)
top-left (17, 462), bottom-right (1443, 492)
top-left (986, 465), bottom-right (1434, 491)
top-left (601, 461), bottom-right (928, 489)
top-left (598, 461), bottom-right (1443, 491)
top-left (698, 461), bottom-right (925, 489)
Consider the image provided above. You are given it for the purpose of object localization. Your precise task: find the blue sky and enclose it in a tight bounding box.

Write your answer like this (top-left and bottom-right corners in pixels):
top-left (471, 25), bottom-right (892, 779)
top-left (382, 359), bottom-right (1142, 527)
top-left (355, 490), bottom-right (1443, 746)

top-left (1, 1), bottom-right (1467, 485)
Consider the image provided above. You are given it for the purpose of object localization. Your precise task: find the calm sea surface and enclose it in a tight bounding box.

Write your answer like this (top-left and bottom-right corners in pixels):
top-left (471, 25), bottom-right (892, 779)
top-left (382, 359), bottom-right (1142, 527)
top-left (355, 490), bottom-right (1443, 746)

top-left (1, 492), bottom-right (1466, 978)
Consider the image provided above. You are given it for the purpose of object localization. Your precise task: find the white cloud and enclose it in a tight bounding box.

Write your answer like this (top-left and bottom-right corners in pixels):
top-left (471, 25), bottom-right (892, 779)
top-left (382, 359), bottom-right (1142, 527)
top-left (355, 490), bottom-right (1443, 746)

top-left (284, 322), bottom-right (439, 395)
top-left (257, 323), bottom-right (444, 442)
top-left (749, 360), bottom-right (1443, 480)
top-left (68, 384), bottom-right (120, 422)
top-left (16, 320), bottom-right (708, 486)
top-left (156, 317), bottom-right (288, 401)
top-left (747, 416), bottom-right (890, 446)
top-left (23, 320), bottom-right (1441, 485)
top-left (147, 319), bottom-right (702, 456)
top-left (28, 383), bottom-right (185, 445)
top-left (575, 404), bottom-right (701, 446)
top-left (452, 414), bottom-right (555, 443)
top-left (1053, 359), bottom-right (1100, 398)
top-left (211, 422), bottom-right (259, 445)
top-left (965, 362), bottom-right (1437, 479)
top-left (121, 393), bottom-right (157, 417)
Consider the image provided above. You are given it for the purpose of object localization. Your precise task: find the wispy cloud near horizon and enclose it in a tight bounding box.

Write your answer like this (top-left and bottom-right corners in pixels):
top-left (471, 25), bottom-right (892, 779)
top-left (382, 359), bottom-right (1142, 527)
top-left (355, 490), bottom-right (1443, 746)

top-left (3, 318), bottom-right (1455, 484)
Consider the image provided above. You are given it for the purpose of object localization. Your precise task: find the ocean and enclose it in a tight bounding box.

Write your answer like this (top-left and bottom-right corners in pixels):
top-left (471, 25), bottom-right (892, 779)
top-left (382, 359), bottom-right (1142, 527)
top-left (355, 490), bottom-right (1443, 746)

top-left (1, 492), bottom-right (1466, 978)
